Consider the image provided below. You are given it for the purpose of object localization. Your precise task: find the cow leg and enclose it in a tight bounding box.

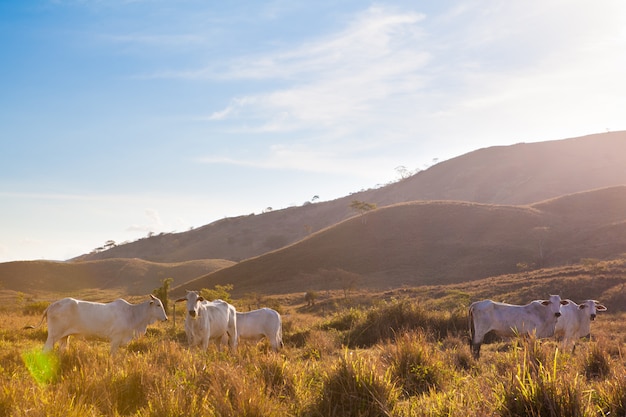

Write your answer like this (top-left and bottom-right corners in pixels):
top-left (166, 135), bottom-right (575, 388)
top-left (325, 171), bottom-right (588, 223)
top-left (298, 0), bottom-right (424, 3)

top-left (212, 337), bottom-right (223, 351)
top-left (469, 329), bottom-right (485, 359)
top-left (43, 336), bottom-right (55, 352)
top-left (220, 333), bottom-right (229, 348)
top-left (58, 335), bottom-right (70, 351)
top-left (471, 342), bottom-right (481, 359)
top-left (469, 322), bottom-right (489, 359)
top-left (228, 332), bottom-right (237, 352)
top-left (110, 340), bottom-right (121, 355)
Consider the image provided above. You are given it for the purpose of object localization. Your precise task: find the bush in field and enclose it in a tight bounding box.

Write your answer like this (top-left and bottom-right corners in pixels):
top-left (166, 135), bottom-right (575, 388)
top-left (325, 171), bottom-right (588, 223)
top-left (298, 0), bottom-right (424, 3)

top-left (22, 301), bottom-right (49, 316)
top-left (321, 307), bottom-right (365, 331)
top-left (583, 342), bottom-right (611, 380)
top-left (200, 284), bottom-right (234, 303)
top-left (497, 339), bottom-right (586, 417)
top-left (312, 351), bottom-right (398, 417)
top-left (382, 332), bottom-right (447, 397)
top-left (596, 376), bottom-right (626, 416)
top-left (334, 299), bottom-right (466, 347)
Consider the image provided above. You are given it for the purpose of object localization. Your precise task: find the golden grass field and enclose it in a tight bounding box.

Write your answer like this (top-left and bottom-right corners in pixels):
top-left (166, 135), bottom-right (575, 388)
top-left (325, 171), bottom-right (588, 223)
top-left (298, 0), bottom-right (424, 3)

top-left (2, 259), bottom-right (626, 417)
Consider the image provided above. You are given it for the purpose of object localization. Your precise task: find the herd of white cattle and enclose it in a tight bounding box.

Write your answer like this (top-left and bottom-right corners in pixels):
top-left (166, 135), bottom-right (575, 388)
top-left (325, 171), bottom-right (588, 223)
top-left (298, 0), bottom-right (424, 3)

top-left (25, 291), bottom-right (604, 359)
top-left (469, 295), bottom-right (606, 358)
top-left (24, 290), bottom-right (283, 355)
top-left (174, 290), bottom-right (283, 352)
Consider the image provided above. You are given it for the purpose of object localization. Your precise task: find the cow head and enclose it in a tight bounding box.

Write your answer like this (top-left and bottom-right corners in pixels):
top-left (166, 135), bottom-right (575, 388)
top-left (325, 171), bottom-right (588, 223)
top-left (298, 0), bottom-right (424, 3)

top-left (176, 290), bottom-right (205, 319)
top-left (579, 300), bottom-right (607, 321)
top-left (149, 294), bottom-right (169, 321)
top-left (540, 294), bottom-right (569, 318)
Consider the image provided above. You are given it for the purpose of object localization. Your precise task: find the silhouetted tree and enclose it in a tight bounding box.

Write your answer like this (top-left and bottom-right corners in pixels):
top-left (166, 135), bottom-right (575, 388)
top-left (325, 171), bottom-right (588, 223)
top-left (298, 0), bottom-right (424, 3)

top-left (152, 277), bottom-right (173, 313)
top-left (350, 200), bottom-right (377, 223)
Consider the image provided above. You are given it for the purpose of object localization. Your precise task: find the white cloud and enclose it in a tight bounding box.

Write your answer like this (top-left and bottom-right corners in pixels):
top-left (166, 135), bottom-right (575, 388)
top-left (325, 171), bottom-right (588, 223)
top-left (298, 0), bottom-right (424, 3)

top-left (206, 7), bottom-right (429, 134)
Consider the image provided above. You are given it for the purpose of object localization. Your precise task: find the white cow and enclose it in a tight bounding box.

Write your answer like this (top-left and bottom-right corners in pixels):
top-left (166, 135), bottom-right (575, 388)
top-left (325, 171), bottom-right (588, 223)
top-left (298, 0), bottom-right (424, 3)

top-left (176, 291), bottom-right (237, 351)
top-left (235, 308), bottom-right (283, 351)
top-left (24, 295), bottom-right (168, 354)
top-left (469, 295), bottom-right (568, 359)
top-left (554, 299), bottom-right (607, 351)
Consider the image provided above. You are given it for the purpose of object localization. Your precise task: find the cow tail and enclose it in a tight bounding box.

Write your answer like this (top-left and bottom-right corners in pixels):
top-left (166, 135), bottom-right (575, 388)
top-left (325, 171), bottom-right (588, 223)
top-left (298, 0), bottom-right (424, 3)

top-left (468, 304), bottom-right (475, 348)
top-left (23, 306), bottom-right (49, 330)
top-left (278, 319), bottom-right (284, 349)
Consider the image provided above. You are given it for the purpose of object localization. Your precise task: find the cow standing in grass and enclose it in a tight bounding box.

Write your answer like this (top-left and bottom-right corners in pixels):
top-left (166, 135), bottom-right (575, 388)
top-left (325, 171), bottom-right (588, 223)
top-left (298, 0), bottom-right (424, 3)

top-left (234, 308), bottom-right (284, 351)
top-left (176, 291), bottom-right (237, 351)
top-left (24, 295), bottom-right (168, 354)
top-left (554, 299), bottom-right (607, 352)
top-left (468, 295), bottom-right (568, 359)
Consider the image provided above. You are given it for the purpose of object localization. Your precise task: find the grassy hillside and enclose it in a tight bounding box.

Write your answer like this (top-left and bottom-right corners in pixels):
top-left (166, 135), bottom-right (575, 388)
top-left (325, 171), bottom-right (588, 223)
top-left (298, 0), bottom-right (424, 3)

top-left (173, 186), bottom-right (626, 298)
top-left (0, 258), bottom-right (234, 296)
top-left (74, 131), bottom-right (626, 265)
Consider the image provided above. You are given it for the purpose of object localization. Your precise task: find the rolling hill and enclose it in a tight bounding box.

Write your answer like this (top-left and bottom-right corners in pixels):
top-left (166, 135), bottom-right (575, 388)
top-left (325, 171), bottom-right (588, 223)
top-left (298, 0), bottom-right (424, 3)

top-left (172, 185), bottom-right (626, 298)
top-left (0, 258), bottom-right (234, 295)
top-left (2, 131), bottom-right (626, 298)
top-left (73, 131), bottom-right (626, 265)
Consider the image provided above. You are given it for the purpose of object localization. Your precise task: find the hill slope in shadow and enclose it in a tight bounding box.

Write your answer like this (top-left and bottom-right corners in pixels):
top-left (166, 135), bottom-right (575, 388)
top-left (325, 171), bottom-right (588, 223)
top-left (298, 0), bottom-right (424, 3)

top-left (0, 258), bottom-right (234, 295)
top-left (173, 186), bottom-right (626, 298)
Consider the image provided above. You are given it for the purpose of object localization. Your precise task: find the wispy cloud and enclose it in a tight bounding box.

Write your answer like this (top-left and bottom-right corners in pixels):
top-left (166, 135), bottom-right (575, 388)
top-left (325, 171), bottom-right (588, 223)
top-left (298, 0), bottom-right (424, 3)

top-left (196, 1), bottom-right (626, 176)
top-left (205, 7), bottom-right (429, 136)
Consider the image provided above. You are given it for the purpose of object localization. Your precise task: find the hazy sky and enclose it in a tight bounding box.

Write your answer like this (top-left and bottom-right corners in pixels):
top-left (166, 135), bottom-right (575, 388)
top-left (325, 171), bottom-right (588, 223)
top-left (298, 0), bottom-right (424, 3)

top-left (1, 0), bottom-right (625, 262)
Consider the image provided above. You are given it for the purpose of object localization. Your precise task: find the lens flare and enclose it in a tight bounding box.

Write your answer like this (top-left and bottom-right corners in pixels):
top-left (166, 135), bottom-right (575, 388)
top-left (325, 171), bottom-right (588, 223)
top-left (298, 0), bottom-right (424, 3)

top-left (22, 348), bottom-right (60, 385)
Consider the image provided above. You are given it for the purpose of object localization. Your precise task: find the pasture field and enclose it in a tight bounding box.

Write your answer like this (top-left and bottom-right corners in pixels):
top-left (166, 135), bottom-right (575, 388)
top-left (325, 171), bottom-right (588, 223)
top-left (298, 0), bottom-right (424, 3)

top-left (1, 289), bottom-right (626, 416)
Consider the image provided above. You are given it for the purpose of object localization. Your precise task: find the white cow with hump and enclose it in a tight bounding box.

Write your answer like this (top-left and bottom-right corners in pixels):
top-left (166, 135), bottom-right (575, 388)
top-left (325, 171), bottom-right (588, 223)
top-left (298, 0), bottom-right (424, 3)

top-left (24, 295), bottom-right (168, 354)
top-left (469, 295), bottom-right (568, 359)
top-left (554, 299), bottom-right (607, 351)
top-left (176, 290), bottom-right (237, 351)
top-left (234, 308), bottom-right (284, 351)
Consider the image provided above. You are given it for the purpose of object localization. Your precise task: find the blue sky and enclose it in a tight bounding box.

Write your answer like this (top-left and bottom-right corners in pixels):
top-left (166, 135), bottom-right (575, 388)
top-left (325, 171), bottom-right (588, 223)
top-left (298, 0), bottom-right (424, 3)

top-left (1, 0), bottom-right (625, 262)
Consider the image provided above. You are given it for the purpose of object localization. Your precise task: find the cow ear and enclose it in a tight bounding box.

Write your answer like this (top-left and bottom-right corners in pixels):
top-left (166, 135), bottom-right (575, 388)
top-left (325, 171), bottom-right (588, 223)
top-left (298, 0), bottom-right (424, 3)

top-left (596, 304), bottom-right (607, 311)
top-left (198, 296), bottom-right (205, 302)
top-left (578, 304), bottom-right (586, 310)
top-left (540, 300), bottom-right (549, 306)
top-left (560, 300), bottom-right (569, 305)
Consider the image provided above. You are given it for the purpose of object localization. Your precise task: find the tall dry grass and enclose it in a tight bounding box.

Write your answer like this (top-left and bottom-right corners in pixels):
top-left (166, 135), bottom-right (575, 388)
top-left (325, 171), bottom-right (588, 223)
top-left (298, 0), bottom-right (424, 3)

top-left (2, 292), bottom-right (626, 416)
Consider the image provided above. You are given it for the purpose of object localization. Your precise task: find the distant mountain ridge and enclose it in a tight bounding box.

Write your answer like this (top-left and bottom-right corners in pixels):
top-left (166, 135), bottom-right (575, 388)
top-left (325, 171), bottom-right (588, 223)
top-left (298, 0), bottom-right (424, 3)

top-left (2, 131), bottom-right (626, 297)
top-left (74, 131), bottom-right (626, 264)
